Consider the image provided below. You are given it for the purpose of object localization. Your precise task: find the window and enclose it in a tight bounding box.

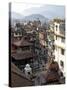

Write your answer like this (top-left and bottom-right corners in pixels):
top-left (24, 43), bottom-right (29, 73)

top-left (56, 25), bottom-right (58, 31)
top-left (56, 35), bottom-right (57, 40)
top-left (59, 23), bottom-right (65, 34)
top-left (61, 37), bottom-right (65, 43)
top-left (28, 72), bottom-right (30, 75)
top-left (53, 45), bottom-right (55, 50)
top-left (60, 60), bottom-right (64, 68)
top-left (14, 32), bottom-right (18, 35)
top-left (19, 32), bottom-right (22, 35)
top-left (17, 47), bottom-right (22, 53)
top-left (61, 49), bottom-right (64, 55)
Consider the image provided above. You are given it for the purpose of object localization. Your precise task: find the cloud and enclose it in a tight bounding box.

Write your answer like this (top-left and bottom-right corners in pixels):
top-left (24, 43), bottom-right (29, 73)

top-left (11, 3), bottom-right (65, 19)
top-left (11, 2), bottom-right (42, 15)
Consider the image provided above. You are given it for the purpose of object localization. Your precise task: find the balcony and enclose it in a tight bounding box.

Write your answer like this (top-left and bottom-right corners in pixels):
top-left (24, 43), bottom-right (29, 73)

top-left (54, 40), bottom-right (65, 49)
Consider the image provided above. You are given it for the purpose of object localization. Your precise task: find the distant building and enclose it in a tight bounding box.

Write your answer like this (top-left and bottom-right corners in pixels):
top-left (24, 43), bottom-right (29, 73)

top-left (35, 30), bottom-right (48, 65)
top-left (11, 37), bottom-right (36, 70)
top-left (13, 27), bottom-right (23, 40)
top-left (39, 31), bottom-right (47, 46)
top-left (12, 23), bottom-right (26, 40)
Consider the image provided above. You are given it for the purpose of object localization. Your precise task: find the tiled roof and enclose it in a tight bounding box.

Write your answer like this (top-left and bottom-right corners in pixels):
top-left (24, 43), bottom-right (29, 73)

top-left (11, 51), bottom-right (36, 60)
top-left (13, 38), bottom-right (33, 47)
top-left (11, 62), bottom-right (33, 87)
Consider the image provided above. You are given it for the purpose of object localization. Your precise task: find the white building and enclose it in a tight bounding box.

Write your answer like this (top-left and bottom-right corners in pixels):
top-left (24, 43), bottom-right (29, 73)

top-left (24, 64), bottom-right (32, 78)
top-left (50, 19), bottom-right (65, 76)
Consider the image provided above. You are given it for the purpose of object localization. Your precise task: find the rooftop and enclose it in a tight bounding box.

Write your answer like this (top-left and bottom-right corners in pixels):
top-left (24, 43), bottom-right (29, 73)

top-left (12, 38), bottom-right (33, 47)
top-left (11, 51), bottom-right (36, 60)
top-left (11, 62), bottom-right (33, 87)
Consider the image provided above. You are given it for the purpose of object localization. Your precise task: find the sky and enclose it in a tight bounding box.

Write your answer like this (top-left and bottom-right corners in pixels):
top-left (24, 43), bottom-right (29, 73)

top-left (12, 3), bottom-right (42, 15)
top-left (11, 2), bottom-right (65, 19)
